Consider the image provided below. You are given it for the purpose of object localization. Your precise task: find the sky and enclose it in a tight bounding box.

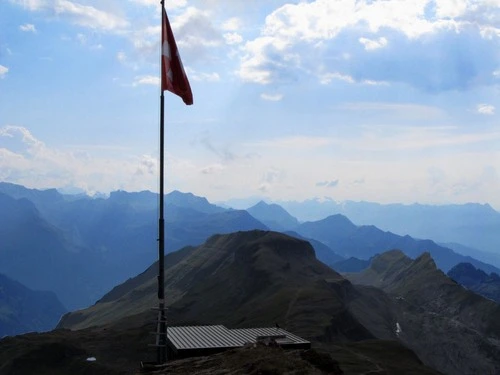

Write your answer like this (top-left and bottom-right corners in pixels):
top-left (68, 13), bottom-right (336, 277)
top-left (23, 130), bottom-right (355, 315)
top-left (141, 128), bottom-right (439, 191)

top-left (1, 0), bottom-right (500, 209)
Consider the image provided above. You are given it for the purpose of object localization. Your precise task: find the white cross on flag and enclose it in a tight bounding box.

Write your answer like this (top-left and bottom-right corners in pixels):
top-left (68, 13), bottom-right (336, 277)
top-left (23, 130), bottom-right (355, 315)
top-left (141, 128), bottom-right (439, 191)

top-left (162, 8), bottom-right (193, 105)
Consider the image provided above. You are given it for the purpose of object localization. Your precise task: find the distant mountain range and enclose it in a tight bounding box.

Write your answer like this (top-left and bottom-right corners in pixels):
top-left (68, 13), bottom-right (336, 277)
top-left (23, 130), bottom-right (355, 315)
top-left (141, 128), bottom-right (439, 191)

top-left (275, 198), bottom-right (500, 255)
top-left (448, 262), bottom-right (500, 303)
top-left (2, 181), bottom-right (499, 314)
top-left (0, 273), bottom-right (66, 337)
top-left (294, 214), bottom-right (500, 274)
top-left (0, 183), bottom-right (266, 310)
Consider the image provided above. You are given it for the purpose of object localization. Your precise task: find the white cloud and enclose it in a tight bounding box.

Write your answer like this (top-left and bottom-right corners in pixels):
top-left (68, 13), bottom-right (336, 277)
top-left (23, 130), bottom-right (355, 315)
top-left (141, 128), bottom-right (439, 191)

top-left (0, 125), bottom-right (167, 195)
top-left (435, 0), bottom-right (469, 19)
top-left (10, 0), bottom-right (129, 31)
top-left (223, 32), bottom-right (243, 45)
top-left (222, 17), bottom-right (242, 31)
top-left (319, 72), bottom-right (354, 84)
top-left (236, 0), bottom-right (500, 90)
top-left (477, 103), bottom-right (495, 115)
top-left (359, 36), bottom-right (388, 51)
top-left (200, 163), bottom-right (225, 175)
top-left (0, 65), bottom-right (8, 79)
top-left (186, 69), bottom-right (220, 82)
top-left (133, 75), bottom-right (160, 86)
top-left (260, 93), bottom-right (283, 101)
top-left (19, 23), bottom-right (37, 32)
top-left (171, 7), bottom-right (223, 60)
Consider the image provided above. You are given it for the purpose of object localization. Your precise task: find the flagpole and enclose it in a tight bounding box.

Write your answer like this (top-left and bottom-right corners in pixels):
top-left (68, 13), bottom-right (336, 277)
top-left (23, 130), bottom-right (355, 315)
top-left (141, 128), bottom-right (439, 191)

top-left (157, 0), bottom-right (167, 365)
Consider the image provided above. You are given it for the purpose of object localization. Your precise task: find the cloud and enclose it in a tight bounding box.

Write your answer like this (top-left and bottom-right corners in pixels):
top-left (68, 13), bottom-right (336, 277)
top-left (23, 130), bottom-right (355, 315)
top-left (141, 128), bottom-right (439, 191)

top-left (133, 75), bottom-right (160, 86)
top-left (223, 32), bottom-right (243, 45)
top-left (260, 93), bottom-right (283, 101)
top-left (19, 23), bottom-right (37, 32)
top-left (319, 72), bottom-right (354, 85)
top-left (359, 36), bottom-right (387, 50)
top-left (10, 0), bottom-right (129, 31)
top-left (477, 103), bottom-right (495, 115)
top-left (316, 180), bottom-right (339, 188)
top-left (186, 68), bottom-right (220, 82)
top-left (258, 167), bottom-right (286, 193)
top-left (237, 0), bottom-right (500, 91)
top-left (0, 125), bottom-right (169, 195)
top-left (0, 65), bottom-right (8, 79)
top-left (200, 163), bottom-right (225, 175)
top-left (222, 17), bottom-right (242, 31)
top-left (134, 154), bottom-right (157, 176)
top-left (171, 7), bottom-right (224, 62)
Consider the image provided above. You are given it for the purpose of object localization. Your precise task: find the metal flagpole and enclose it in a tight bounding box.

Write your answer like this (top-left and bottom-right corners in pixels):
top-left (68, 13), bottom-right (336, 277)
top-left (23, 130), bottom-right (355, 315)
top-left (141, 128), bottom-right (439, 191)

top-left (157, 0), bottom-right (167, 365)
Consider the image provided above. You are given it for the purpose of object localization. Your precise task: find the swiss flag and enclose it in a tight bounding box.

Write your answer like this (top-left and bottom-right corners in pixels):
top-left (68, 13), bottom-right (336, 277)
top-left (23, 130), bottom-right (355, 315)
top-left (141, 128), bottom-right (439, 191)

top-left (162, 8), bottom-right (193, 105)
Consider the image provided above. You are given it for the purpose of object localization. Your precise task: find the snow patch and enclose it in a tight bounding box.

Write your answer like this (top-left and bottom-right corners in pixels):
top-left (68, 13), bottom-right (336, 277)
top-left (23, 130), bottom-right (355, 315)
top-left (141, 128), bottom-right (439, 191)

top-left (396, 322), bottom-right (402, 336)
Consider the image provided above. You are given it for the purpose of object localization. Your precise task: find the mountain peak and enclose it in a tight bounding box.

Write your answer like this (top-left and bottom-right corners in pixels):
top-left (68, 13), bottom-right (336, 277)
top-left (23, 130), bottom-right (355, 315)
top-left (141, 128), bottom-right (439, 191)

top-left (413, 251), bottom-right (437, 270)
top-left (247, 201), bottom-right (299, 231)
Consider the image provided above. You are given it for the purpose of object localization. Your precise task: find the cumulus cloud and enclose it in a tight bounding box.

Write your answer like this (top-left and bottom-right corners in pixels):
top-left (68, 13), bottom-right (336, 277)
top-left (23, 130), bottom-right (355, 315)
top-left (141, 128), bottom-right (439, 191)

top-left (0, 65), bottom-right (8, 79)
top-left (237, 0), bottom-right (500, 91)
top-left (359, 36), bottom-right (387, 50)
top-left (477, 103), bottom-right (495, 115)
top-left (223, 32), bottom-right (243, 45)
top-left (10, 0), bottom-right (129, 31)
top-left (0, 125), bottom-right (164, 194)
top-left (222, 17), bottom-right (242, 31)
top-left (171, 7), bottom-right (224, 61)
top-left (19, 23), bottom-right (36, 32)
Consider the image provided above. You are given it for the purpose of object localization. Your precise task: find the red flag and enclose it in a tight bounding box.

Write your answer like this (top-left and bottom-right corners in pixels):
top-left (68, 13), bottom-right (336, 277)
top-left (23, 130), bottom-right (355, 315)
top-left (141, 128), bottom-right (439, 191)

top-left (161, 8), bottom-right (193, 105)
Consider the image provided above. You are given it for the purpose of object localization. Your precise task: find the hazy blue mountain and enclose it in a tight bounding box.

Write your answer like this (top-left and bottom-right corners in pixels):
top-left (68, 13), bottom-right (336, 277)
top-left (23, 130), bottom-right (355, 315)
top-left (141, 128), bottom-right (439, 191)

top-left (331, 257), bottom-right (371, 273)
top-left (0, 185), bottom-right (268, 310)
top-left (0, 192), bottom-right (108, 309)
top-left (448, 263), bottom-right (500, 303)
top-left (284, 230), bottom-right (344, 267)
top-left (442, 242), bottom-right (500, 269)
top-left (278, 199), bottom-right (500, 255)
top-left (295, 214), bottom-right (500, 273)
top-left (0, 273), bottom-right (66, 337)
top-left (247, 200), bottom-right (299, 231)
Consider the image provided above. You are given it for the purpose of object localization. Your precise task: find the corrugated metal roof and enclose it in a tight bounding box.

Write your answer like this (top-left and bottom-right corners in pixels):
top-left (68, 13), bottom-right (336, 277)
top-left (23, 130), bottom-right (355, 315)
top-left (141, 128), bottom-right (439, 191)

top-left (166, 325), bottom-right (310, 351)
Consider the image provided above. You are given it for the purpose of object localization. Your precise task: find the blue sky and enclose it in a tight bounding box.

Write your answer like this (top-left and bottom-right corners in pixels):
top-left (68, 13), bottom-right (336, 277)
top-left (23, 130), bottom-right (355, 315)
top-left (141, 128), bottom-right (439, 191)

top-left (1, 0), bottom-right (500, 209)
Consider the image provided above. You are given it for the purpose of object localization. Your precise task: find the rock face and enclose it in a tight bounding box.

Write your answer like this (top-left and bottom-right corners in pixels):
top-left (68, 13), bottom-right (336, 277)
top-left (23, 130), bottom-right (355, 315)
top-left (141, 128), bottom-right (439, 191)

top-left (448, 262), bottom-right (500, 303)
top-left (348, 250), bottom-right (500, 375)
